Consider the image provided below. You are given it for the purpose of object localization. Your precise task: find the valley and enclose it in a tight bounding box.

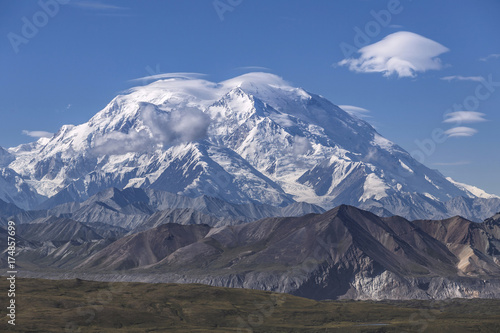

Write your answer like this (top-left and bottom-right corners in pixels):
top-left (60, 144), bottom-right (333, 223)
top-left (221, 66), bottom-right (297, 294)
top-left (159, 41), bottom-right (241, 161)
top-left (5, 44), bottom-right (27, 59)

top-left (1, 278), bottom-right (500, 332)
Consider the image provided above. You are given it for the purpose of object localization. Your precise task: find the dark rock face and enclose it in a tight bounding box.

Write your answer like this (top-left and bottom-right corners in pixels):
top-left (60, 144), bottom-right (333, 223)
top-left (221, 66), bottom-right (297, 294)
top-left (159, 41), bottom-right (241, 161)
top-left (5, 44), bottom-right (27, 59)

top-left (7, 205), bottom-right (500, 300)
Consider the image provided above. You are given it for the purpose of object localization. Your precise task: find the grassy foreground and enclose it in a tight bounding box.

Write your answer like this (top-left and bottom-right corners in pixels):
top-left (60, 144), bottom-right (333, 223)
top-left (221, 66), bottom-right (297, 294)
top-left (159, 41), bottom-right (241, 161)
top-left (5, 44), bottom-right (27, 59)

top-left (1, 278), bottom-right (500, 332)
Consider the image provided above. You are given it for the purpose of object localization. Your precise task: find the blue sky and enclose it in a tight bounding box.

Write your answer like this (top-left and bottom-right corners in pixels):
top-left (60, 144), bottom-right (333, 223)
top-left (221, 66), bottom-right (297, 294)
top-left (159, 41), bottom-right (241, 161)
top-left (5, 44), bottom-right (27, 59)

top-left (1, 0), bottom-right (500, 194)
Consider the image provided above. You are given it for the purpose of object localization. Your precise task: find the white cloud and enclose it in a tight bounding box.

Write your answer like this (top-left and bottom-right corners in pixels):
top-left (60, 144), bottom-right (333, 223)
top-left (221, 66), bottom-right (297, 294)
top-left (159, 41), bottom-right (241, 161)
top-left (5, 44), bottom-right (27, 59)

top-left (72, 1), bottom-right (129, 11)
top-left (292, 136), bottom-right (312, 156)
top-left (443, 111), bottom-right (487, 124)
top-left (441, 75), bottom-right (484, 82)
top-left (433, 161), bottom-right (470, 166)
top-left (338, 105), bottom-right (371, 119)
top-left (92, 130), bottom-right (151, 155)
top-left (236, 66), bottom-right (271, 71)
top-left (92, 104), bottom-right (211, 155)
top-left (22, 130), bottom-right (53, 138)
top-left (479, 54), bottom-right (500, 62)
top-left (71, 1), bottom-right (131, 17)
top-left (154, 106), bottom-right (211, 144)
top-left (444, 127), bottom-right (477, 138)
top-left (130, 72), bottom-right (206, 83)
top-left (269, 113), bottom-right (294, 127)
top-left (443, 112), bottom-right (486, 139)
top-left (338, 31), bottom-right (449, 78)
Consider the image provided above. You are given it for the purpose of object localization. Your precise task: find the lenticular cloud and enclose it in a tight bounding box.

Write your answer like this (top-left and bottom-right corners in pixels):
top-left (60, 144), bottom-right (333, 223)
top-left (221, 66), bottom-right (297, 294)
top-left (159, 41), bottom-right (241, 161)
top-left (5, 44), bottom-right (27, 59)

top-left (338, 31), bottom-right (449, 78)
top-left (443, 111), bottom-right (487, 124)
top-left (444, 127), bottom-right (478, 138)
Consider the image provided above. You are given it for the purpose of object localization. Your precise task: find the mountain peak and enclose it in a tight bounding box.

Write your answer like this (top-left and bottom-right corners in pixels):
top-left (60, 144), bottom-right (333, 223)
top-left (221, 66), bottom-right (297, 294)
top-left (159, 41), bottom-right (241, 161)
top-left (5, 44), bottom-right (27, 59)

top-left (2, 73), bottom-right (499, 221)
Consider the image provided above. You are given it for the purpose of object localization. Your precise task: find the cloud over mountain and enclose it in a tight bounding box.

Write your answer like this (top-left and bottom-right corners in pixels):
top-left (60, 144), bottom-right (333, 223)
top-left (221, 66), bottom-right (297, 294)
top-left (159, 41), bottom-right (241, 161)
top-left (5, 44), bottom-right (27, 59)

top-left (93, 105), bottom-right (211, 155)
top-left (22, 130), bottom-right (53, 138)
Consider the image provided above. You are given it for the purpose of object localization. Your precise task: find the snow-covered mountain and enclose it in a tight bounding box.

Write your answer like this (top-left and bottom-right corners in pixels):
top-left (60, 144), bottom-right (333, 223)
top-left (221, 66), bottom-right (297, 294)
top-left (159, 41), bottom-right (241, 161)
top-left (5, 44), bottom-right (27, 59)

top-left (0, 151), bottom-right (43, 210)
top-left (2, 73), bottom-right (499, 219)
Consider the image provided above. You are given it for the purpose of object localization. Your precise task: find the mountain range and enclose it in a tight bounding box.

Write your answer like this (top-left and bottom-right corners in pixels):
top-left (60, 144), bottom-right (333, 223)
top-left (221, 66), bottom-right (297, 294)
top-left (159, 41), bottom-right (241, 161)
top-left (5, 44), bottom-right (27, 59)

top-left (4, 205), bottom-right (500, 300)
top-left (2, 73), bottom-right (500, 301)
top-left (0, 72), bottom-right (499, 221)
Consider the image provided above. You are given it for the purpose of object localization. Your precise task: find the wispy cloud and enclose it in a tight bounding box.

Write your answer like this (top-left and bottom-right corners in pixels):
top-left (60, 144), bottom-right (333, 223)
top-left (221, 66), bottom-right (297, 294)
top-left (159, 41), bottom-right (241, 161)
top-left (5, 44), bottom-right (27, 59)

top-left (55, 103), bottom-right (73, 114)
top-left (292, 136), bottom-right (312, 156)
top-left (130, 72), bottom-right (207, 83)
top-left (443, 111), bottom-right (487, 124)
top-left (338, 105), bottom-right (371, 119)
top-left (337, 31), bottom-right (449, 78)
top-left (479, 53), bottom-right (500, 62)
top-left (72, 1), bottom-right (129, 11)
top-left (433, 160), bottom-right (470, 166)
top-left (444, 127), bottom-right (477, 138)
top-left (235, 66), bottom-right (271, 72)
top-left (71, 1), bottom-right (131, 16)
top-left (22, 130), bottom-right (53, 138)
top-left (441, 75), bottom-right (484, 82)
top-left (92, 105), bottom-right (211, 155)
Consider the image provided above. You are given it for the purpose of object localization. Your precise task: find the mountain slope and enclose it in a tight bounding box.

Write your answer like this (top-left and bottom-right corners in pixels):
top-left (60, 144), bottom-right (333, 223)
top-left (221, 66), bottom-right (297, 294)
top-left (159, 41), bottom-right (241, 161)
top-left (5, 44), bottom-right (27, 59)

top-left (12, 187), bottom-right (325, 229)
top-left (12, 216), bottom-right (126, 269)
top-left (413, 216), bottom-right (500, 276)
top-left (3, 73), bottom-right (498, 220)
top-left (18, 205), bottom-right (499, 300)
top-left (77, 223), bottom-right (211, 270)
top-left (0, 198), bottom-right (24, 226)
